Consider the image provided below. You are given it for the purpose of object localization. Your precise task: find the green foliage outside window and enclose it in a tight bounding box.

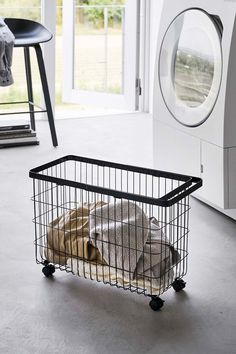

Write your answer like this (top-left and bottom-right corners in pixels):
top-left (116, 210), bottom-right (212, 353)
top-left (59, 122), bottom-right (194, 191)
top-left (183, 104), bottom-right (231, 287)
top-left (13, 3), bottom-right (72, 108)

top-left (79, 0), bottom-right (125, 28)
top-left (0, 0), bottom-right (41, 21)
top-left (0, 0), bottom-right (125, 27)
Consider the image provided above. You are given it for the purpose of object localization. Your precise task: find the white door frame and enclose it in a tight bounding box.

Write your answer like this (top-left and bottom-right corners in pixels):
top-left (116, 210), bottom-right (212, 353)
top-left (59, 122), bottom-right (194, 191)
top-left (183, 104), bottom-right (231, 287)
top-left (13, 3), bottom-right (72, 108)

top-left (139, 0), bottom-right (151, 112)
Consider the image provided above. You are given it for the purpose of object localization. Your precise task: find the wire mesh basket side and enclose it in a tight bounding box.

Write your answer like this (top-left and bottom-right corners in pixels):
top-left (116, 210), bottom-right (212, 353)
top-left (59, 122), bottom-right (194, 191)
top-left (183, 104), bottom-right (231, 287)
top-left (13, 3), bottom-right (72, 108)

top-left (32, 163), bottom-right (191, 297)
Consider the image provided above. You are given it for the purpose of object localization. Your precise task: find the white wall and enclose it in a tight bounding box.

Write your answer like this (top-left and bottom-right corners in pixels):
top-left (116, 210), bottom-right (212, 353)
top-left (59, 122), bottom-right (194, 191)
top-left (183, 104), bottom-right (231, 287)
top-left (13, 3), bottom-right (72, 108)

top-left (148, 0), bottom-right (163, 113)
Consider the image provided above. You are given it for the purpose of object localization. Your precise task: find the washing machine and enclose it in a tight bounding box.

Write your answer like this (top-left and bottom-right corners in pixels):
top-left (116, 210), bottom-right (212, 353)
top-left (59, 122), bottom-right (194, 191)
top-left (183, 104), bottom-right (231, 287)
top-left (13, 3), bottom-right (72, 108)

top-left (153, 0), bottom-right (236, 219)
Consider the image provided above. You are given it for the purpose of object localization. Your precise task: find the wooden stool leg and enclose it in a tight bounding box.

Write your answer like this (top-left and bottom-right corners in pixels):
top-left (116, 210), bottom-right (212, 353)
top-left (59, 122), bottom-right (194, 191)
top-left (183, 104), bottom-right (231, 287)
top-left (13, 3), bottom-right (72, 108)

top-left (34, 44), bottom-right (58, 147)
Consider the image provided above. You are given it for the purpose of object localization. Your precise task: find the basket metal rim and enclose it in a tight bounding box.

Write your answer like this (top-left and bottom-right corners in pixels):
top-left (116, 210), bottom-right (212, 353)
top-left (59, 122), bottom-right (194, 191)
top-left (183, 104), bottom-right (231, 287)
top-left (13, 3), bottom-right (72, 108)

top-left (29, 155), bottom-right (202, 207)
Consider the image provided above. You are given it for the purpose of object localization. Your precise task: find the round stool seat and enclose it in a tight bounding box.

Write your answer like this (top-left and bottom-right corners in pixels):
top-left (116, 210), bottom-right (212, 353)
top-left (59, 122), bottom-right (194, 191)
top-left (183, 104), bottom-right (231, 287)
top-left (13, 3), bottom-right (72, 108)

top-left (4, 18), bottom-right (52, 47)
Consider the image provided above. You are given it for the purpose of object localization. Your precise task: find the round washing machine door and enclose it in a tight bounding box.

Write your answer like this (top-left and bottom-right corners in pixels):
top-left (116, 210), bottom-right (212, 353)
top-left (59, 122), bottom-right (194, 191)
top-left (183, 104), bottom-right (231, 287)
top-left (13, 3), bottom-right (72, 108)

top-left (159, 9), bottom-right (222, 127)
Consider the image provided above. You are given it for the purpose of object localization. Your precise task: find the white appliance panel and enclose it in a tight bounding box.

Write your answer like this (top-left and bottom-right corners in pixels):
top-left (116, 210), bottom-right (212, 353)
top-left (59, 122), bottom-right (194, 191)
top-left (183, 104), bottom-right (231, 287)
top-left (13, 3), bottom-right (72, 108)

top-left (199, 141), bottom-right (227, 208)
top-left (228, 147), bottom-right (236, 209)
top-left (154, 0), bottom-right (236, 148)
top-left (155, 121), bottom-right (201, 177)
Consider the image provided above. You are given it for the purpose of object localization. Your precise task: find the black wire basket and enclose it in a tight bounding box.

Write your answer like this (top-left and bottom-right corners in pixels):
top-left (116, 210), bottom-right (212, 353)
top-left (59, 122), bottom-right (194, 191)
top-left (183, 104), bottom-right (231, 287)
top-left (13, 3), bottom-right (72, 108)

top-left (29, 155), bottom-right (202, 311)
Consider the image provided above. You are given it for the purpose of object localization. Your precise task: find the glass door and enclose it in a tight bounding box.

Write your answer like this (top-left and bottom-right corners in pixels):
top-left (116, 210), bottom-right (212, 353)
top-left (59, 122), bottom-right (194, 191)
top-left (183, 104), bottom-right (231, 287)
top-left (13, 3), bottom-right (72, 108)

top-left (62, 0), bottom-right (140, 110)
top-left (159, 9), bottom-right (223, 127)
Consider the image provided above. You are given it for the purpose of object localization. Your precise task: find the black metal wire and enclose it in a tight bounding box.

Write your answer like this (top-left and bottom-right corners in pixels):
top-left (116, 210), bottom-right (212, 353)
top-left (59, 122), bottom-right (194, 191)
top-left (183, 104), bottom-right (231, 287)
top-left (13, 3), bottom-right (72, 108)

top-left (30, 156), bottom-right (201, 298)
top-left (0, 100), bottom-right (47, 115)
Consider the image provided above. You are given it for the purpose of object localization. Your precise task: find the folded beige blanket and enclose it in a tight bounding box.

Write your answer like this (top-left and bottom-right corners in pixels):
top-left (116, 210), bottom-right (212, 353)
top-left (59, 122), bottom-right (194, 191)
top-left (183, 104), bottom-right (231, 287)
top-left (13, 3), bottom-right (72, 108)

top-left (45, 201), bottom-right (107, 265)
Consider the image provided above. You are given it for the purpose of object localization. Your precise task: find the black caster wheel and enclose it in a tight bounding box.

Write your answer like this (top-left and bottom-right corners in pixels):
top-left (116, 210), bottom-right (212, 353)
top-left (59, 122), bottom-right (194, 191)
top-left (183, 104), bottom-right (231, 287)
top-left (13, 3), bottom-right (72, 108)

top-left (42, 264), bottom-right (55, 277)
top-left (172, 278), bottom-right (186, 292)
top-left (149, 296), bottom-right (164, 311)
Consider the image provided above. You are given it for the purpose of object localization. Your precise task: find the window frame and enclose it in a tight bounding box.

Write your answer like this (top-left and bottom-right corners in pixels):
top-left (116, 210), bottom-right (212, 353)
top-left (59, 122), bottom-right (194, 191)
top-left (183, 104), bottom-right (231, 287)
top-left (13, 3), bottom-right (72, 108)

top-left (61, 0), bottom-right (141, 111)
top-left (41, 0), bottom-right (151, 115)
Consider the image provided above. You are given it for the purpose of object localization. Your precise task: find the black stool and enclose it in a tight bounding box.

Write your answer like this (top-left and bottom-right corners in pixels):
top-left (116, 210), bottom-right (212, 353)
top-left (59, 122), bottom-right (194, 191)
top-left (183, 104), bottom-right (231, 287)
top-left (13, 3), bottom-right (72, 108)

top-left (2, 18), bottom-right (58, 147)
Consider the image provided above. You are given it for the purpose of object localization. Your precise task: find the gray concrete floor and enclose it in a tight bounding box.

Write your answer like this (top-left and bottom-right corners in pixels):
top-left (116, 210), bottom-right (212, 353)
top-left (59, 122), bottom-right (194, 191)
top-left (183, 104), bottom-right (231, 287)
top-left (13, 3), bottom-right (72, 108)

top-left (0, 113), bottom-right (236, 354)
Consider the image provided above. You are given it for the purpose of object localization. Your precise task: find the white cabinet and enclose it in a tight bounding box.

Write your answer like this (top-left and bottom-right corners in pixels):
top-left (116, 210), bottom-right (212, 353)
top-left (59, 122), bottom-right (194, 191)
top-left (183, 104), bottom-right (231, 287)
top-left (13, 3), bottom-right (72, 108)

top-left (198, 143), bottom-right (236, 209)
top-left (228, 147), bottom-right (236, 209)
top-left (154, 122), bottom-right (236, 210)
top-left (198, 141), bottom-right (228, 208)
top-left (154, 121), bottom-right (201, 177)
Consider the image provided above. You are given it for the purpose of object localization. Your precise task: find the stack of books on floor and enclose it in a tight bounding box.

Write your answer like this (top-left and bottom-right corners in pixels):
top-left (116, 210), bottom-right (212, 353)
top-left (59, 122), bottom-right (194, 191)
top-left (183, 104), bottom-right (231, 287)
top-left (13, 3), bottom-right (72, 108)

top-left (0, 124), bottom-right (39, 148)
